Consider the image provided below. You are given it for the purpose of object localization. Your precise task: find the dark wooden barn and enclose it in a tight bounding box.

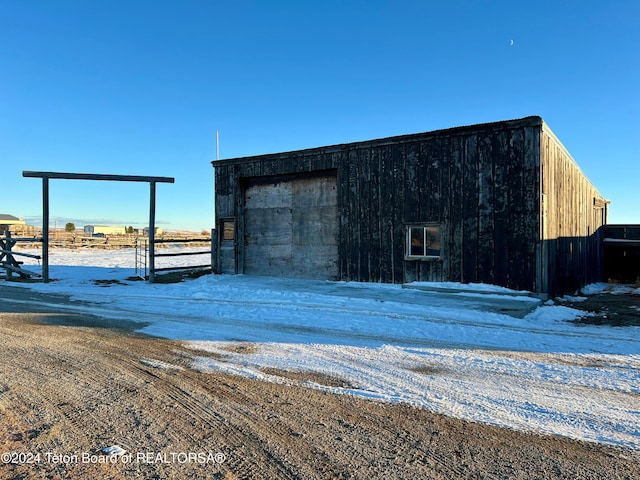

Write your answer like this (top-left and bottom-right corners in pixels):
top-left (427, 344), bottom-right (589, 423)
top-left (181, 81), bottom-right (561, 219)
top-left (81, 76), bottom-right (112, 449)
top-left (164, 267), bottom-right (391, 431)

top-left (212, 116), bottom-right (608, 296)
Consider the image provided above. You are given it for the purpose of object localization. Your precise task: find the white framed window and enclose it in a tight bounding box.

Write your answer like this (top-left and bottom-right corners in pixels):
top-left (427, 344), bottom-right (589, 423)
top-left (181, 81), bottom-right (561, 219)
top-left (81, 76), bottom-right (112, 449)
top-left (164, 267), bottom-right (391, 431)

top-left (405, 224), bottom-right (441, 259)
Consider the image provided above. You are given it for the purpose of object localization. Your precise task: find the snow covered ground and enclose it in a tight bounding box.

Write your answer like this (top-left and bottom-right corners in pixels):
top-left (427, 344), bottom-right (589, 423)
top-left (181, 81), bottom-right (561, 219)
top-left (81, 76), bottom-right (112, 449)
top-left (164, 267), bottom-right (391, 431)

top-left (8, 246), bottom-right (640, 450)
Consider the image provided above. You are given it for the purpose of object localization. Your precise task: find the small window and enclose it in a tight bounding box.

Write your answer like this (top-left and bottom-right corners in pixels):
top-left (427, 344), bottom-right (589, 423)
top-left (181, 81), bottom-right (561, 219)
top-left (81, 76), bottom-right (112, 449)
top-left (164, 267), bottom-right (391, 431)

top-left (406, 224), bottom-right (441, 259)
top-left (222, 219), bottom-right (235, 241)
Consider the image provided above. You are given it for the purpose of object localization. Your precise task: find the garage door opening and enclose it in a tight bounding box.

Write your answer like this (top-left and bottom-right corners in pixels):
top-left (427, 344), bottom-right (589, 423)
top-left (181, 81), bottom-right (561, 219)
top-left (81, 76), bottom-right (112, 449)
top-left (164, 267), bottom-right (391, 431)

top-left (243, 171), bottom-right (338, 280)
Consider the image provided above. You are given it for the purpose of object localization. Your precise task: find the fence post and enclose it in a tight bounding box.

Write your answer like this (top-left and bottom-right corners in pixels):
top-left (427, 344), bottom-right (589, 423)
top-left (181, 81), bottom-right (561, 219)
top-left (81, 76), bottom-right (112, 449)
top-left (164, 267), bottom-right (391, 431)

top-left (148, 181), bottom-right (156, 283)
top-left (4, 231), bottom-right (12, 280)
top-left (42, 177), bottom-right (50, 282)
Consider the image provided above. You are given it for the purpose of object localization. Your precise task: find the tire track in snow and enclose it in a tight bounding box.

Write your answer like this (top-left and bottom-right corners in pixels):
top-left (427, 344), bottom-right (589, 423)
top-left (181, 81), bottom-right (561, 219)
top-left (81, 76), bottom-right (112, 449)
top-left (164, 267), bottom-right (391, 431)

top-left (188, 342), bottom-right (640, 450)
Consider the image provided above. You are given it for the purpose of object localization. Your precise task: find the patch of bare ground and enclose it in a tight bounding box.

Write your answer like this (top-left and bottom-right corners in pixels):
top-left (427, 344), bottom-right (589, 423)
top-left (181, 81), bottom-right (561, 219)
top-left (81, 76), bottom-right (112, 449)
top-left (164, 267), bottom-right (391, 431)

top-left (410, 364), bottom-right (449, 376)
top-left (472, 350), bottom-right (630, 368)
top-left (560, 288), bottom-right (640, 327)
top-left (0, 312), bottom-right (638, 479)
top-left (259, 367), bottom-right (356, 389)
top-left (219, 342), bottom-right (259, 355)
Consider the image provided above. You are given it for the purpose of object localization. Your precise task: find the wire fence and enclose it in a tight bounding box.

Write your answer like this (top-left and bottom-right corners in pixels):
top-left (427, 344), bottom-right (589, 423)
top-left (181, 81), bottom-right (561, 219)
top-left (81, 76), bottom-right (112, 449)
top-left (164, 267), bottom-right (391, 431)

top-left (138, 237), bottom-right (213, 281)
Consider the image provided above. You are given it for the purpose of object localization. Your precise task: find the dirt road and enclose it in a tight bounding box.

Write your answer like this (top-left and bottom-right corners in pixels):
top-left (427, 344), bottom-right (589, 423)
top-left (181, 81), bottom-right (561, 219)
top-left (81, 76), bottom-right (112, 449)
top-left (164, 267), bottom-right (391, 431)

top-left (0, 302), bottom-right (638, 478)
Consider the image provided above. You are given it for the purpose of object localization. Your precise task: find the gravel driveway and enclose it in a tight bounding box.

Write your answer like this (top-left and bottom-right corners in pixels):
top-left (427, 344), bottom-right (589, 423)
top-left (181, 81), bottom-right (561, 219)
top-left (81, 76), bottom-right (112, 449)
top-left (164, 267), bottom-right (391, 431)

top-left (0, 288), bottom-right (637, 479)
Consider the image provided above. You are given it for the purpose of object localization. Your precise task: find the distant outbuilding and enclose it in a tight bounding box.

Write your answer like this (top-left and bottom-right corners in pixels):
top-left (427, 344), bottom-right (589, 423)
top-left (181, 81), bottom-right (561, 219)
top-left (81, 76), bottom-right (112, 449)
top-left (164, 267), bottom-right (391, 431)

top-left (0, 214), bottom-right (27, 234)
top-left (84, 225), bottom-right (126, 235)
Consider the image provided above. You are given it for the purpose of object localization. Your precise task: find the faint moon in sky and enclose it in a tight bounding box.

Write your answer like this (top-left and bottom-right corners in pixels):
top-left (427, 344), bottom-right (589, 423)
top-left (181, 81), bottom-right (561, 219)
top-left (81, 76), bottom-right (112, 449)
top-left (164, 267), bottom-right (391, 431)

top-left (510, 39), bottom-right (514, 46)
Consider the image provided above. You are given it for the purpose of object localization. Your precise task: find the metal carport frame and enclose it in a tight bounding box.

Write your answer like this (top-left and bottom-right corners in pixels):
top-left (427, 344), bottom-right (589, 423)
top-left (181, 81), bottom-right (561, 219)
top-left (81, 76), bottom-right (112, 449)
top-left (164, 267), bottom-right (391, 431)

top-left (22, 171), bottom-right (175, 283)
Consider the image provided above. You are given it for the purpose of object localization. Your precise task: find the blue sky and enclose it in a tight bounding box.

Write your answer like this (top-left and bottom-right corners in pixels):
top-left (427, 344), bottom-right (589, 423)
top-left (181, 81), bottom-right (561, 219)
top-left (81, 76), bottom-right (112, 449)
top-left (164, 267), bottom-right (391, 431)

top-left (1, 0), bottom-right (638, 232)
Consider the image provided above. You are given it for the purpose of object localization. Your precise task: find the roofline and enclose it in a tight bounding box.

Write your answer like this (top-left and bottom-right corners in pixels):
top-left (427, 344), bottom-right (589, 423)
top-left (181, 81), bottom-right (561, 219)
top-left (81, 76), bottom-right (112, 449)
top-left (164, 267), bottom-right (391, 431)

top-left (540, 120), bottom-right (607, 201)
top-left (212, 116), bottom-right (544, 166)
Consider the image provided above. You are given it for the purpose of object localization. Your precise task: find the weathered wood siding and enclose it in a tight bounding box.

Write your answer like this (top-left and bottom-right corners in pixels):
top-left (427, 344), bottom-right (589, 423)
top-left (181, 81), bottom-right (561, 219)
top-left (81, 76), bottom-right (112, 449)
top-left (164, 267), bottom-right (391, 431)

top-left (539, 126), bottom-right (607, 296)
top-left (214, 116), bottom-right (548, 291)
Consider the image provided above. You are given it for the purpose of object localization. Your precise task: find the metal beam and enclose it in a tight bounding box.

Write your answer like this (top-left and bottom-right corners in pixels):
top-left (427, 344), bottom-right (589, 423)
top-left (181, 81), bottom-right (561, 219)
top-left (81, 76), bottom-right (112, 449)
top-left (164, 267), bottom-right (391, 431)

top-left (23, 171), bottom-right (174, 184)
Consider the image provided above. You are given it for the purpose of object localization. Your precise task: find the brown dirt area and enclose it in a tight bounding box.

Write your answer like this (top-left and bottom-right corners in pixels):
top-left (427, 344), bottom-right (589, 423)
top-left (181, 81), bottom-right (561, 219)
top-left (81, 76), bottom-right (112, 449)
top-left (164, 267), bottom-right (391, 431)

top-left (0, 309), bottom-right (638, 479)
top-left (563, 290), bottom-right (640, 327)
